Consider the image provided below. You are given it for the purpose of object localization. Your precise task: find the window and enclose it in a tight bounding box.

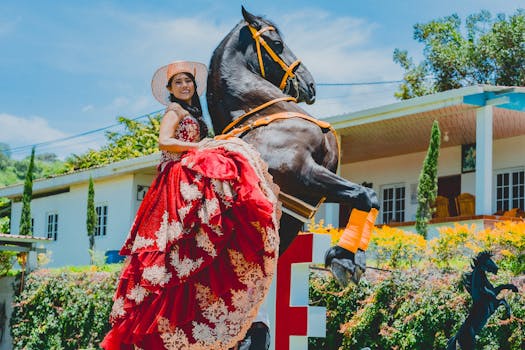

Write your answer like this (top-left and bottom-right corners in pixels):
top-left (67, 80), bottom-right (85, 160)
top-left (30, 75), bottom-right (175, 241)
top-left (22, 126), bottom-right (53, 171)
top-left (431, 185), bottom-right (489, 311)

top-left (496, 169), bottom-right (524, 212)
top-left (381, 184), bottom-right (406, 224)
top-left (46, 213), bottom-right (58, 240)
top-left (95, 205), bottom-right (108, 236)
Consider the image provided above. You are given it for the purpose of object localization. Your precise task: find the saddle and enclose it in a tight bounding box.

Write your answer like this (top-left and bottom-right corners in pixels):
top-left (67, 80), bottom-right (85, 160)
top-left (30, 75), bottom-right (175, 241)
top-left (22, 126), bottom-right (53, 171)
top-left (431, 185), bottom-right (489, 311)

top-left (217, 111), bottom-right (337, 222)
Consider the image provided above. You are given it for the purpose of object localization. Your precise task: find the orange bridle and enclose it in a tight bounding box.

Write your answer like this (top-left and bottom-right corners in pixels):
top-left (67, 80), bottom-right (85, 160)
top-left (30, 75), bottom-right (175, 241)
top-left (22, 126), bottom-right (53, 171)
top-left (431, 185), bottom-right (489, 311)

top-left (248, 25), bottom-right (301, 91)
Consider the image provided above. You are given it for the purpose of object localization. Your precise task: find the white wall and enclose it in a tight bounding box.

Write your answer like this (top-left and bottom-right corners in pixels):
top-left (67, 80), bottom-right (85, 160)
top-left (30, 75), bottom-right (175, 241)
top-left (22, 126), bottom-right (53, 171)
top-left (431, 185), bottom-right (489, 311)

top-left (339, 135), bottom-right (525, 224)
top-left (10, 174), bottom-right (136, 267)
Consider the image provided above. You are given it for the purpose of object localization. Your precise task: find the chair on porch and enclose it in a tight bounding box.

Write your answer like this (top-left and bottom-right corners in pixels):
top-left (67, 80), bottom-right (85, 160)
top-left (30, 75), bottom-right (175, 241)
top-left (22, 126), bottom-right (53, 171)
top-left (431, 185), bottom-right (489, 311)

top-left (502, 208), bottom-right (519, 217)
top-left (455, 193), bottom-right (475, 216)
top-left (434, 195), bottom-right (450, 218)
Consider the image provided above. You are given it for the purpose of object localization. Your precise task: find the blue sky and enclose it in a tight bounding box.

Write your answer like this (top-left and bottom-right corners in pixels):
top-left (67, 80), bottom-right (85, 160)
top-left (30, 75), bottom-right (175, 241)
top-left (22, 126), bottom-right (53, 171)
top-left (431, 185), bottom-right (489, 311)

top-left (1, 0), bottom-right (523, 158)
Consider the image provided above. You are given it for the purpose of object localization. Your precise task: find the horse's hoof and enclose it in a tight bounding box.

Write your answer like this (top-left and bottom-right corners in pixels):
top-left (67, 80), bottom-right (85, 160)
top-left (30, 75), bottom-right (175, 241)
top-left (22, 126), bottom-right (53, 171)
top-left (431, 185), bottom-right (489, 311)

top-left (330, 258), bottom-right (356, 287)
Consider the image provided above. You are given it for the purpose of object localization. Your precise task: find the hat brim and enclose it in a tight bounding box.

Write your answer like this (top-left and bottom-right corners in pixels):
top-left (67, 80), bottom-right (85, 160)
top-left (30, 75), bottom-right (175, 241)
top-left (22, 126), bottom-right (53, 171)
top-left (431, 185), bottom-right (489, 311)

top-left (151, 61), bottom-right (208, 105)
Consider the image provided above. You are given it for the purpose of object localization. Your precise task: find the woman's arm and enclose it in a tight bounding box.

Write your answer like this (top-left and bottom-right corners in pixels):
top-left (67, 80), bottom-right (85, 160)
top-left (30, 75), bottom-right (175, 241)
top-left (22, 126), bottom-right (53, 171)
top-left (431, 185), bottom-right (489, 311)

top-left (158, 107), bottom-right (199, 153)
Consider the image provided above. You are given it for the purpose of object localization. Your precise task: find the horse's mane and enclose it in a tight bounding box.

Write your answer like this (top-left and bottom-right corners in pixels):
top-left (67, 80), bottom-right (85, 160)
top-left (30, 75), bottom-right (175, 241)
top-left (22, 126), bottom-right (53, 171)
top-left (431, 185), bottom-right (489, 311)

top-left (462, 251), bottom-right (493, 294)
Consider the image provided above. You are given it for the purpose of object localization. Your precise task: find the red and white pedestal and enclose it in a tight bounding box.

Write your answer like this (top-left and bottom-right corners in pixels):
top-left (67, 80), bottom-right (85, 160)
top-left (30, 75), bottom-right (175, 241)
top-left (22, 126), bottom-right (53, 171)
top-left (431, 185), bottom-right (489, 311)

top-left (266, 233), bottom-right (330, 350)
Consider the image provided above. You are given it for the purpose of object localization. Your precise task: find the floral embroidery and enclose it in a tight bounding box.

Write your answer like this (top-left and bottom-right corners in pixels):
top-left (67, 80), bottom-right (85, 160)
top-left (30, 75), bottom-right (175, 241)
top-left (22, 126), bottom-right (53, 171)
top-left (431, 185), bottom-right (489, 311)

top-left (198, 198), bottom-right (219, 225)
top-left (180, 182), bottom-right (201, 202)
top-left (158, 320), bottom-right (191, 349)
top-left (196, 228), bottom-right (216, 257)
top-left (178, 204), bottom-right (192, 222)
top-left (192, 322), bottom-right (215, 346)
top-left (170, 247), bottom-right (204, 278)
top-left (156, 211), bottom-right (183, 251)
top-left (127, 285), bottom-right (148, 304)
top-left (211, 179), bottom-right (235, 206)
top-left (142, 265), bottom-right (172, 286)
top-left (110, 297), bottom-right (126, 319)
top-left (131, 235), bottom-right (155, 251)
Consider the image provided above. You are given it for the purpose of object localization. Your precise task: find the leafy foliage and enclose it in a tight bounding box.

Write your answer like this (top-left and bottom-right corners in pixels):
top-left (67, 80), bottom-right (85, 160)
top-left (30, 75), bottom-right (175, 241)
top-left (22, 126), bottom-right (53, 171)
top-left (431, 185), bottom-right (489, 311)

top-left (415, 120), bottom-right (441, 237)
top-left (310, 269), bottom-right (524, 350)
top-left (86, 177), bottom-right (96, 263)
top-left (64, 115), bottom-right (162, 171)
top-left (10, 268), bottom-right (118, 350)
top-left (0, 148), bottom-right (67, 187)
top-left (394, 9), bottom-right (525, 99)
top-left (19, 147), bottom-right (35, 236)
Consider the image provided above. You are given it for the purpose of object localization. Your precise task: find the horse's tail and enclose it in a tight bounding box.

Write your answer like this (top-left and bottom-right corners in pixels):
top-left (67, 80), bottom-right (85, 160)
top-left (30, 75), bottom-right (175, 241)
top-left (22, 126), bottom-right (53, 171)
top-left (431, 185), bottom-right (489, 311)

top-left (446, 334), bottom-right (457, 350)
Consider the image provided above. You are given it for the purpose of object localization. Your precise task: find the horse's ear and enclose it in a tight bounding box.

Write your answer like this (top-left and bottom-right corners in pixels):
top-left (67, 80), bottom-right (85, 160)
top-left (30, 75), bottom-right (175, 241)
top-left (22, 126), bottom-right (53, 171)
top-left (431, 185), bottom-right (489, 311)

top-left (241, 6), bottom-right (261, 30)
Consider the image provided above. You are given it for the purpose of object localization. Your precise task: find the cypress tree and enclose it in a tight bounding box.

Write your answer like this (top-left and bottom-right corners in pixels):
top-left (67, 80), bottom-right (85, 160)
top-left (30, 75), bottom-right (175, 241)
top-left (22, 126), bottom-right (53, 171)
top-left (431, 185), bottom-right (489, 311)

top-left (416, 120), bottom-right (441, 237)
top-left (86, 177), bottom-right (96, 263)
top-left (19, 147), bottom-right (35, 236)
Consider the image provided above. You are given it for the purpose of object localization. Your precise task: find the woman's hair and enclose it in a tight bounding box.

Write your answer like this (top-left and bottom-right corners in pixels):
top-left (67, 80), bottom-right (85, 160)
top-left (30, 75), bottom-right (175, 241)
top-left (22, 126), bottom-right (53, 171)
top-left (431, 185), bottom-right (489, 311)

top-left (166, 72), bottom-right (209, 139)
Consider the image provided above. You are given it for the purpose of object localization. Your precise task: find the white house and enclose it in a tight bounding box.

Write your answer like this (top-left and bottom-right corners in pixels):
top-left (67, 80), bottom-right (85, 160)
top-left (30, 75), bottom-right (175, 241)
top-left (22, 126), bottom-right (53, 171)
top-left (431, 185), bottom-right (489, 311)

top-left (319, 84), bottom-right (525, 231)
top-left (0, 85), bottom-right (524, 266)
top-left (0, 154), bottom-right (160, 267)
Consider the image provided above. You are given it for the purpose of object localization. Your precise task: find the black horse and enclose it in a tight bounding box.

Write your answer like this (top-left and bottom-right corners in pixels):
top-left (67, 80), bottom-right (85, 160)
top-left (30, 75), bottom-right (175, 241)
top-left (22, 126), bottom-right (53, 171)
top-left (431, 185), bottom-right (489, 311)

top-left (447, 251), bottom-right (518, 349)
top-left (206, 7), bottom-right (379, 286)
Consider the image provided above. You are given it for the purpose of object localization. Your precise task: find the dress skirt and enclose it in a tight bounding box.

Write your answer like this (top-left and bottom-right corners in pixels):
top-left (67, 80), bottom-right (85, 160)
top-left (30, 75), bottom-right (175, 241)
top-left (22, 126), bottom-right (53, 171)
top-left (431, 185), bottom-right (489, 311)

top-left (101, 138), bottom-right (280, 350)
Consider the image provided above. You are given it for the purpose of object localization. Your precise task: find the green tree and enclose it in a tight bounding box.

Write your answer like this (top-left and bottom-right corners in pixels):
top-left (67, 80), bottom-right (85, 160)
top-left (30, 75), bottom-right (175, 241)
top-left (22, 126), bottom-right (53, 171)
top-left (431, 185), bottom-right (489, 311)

top-left (19, 147), bottom-right (35, 236)
top-left (394, 9), bottom-right (525, 99)
top-left (86, 177), bottom-right (96, 264)
top-left (64, 115), bottom-right (162, 171)
top-left (416, 121), bottom-right (441, 237)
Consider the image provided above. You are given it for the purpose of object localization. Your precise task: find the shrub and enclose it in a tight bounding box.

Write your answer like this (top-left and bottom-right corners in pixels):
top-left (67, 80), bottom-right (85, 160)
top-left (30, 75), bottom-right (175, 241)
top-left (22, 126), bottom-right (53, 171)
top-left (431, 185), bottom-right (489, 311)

top-left (428, 223), bottom-right (476, 271)
top-left (368, 226), bottom-right (427, 268)
top-left (10, 268), bottom-right (119, 350)
top-left (310, 270), bottom-right (524, 350)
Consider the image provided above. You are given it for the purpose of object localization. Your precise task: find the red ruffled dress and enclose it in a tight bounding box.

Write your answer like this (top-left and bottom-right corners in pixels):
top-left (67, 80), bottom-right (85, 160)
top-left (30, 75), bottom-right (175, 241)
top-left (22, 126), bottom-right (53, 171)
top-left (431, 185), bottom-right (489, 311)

top-left (101, 112), bottom-right (280, 350)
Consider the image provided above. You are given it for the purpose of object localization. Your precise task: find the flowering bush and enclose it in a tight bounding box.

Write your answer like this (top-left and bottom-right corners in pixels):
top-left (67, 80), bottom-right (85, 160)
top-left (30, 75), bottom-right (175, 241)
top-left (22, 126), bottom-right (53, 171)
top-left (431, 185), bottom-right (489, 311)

top-left (306, 219), bottom-right (343, 245)
top-left (368, 226), bottom-right (427, 268)
top-left (428, 223), bottom-right (476, 270)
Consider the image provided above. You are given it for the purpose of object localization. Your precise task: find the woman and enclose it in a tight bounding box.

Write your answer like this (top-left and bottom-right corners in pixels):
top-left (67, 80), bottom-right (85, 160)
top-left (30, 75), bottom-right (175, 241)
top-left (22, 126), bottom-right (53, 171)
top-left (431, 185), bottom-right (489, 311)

top-left (101, 61), bottom-right (280, 350)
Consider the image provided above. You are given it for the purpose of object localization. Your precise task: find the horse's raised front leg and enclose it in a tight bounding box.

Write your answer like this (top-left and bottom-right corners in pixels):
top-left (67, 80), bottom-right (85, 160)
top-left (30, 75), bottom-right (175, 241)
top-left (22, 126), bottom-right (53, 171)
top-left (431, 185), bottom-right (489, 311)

top-left (296, 158), bottom-right (380, 286)
top-left (494, 283), bottom-right (519, 295)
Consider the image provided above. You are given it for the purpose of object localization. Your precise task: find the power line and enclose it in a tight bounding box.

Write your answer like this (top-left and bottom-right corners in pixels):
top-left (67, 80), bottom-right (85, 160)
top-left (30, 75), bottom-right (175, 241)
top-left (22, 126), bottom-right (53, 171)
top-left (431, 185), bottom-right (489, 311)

top-left (317, 80), bottom-right (402, 86)
top-left (7, 81), bottom-right (404, 156)
top-left (8, 109), bottom-right (164, 154)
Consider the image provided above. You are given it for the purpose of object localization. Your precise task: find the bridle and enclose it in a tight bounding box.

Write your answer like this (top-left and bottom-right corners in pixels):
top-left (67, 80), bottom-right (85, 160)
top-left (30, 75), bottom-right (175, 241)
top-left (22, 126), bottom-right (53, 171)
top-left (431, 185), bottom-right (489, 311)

top-left (221, 24), bottom-right (302, 135)
top-left (247, 24), bottom-right (301, 93)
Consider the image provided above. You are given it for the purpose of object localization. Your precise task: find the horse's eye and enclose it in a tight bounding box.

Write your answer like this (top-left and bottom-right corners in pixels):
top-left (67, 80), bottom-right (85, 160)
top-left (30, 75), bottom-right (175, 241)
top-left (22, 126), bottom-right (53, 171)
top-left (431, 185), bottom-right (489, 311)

top-left (272, 40), bottom-right (283, 52)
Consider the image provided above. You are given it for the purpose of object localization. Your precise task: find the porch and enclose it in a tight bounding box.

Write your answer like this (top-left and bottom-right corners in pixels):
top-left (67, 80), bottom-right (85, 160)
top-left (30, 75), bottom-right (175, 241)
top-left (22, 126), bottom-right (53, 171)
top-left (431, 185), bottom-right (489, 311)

top-left (321, 85), bottom-right (525, 228)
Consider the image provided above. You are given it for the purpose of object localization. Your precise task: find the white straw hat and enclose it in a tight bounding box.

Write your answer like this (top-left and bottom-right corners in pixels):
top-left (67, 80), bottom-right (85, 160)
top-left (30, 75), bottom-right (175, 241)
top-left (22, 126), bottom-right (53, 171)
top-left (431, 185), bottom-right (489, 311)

top-left (151, 61), bottom-right (208, 105)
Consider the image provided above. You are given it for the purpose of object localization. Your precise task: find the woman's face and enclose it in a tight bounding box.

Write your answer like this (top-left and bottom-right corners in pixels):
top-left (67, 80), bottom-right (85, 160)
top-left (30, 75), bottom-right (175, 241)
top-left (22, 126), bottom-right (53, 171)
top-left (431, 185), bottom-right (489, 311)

top-left (167, 73), bottom-right (195, 104)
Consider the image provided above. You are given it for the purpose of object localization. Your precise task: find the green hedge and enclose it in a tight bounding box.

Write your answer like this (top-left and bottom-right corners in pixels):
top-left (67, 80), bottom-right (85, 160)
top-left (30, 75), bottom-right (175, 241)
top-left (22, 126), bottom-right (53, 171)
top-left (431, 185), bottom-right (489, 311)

top-left (309, 270), bottom-right (525, 350)
top-left (10, 268), bottom-right (119, 350)
top-left (9, 265), bottom-right (524, 349)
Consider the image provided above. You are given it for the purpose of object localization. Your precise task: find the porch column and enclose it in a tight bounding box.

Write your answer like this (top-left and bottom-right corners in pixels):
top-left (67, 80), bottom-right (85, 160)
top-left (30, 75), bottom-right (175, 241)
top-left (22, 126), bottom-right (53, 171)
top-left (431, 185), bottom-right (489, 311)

top-left (322, 133), bottom-right (343, 228)
top-left (475, 106), bottom-right (493, 215)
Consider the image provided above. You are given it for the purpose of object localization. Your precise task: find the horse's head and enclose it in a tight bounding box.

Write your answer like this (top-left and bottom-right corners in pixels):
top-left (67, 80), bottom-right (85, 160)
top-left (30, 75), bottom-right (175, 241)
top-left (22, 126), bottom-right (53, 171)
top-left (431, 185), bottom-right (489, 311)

top-left (240, 7), bottom-right (316, 104)
top-left (474, 251), bottom-right (499, 275)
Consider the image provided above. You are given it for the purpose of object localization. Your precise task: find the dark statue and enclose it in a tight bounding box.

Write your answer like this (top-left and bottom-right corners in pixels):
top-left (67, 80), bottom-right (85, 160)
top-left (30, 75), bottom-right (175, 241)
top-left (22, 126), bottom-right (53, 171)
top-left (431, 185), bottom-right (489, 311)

top-left (447, 251), bottom-right (518, 349)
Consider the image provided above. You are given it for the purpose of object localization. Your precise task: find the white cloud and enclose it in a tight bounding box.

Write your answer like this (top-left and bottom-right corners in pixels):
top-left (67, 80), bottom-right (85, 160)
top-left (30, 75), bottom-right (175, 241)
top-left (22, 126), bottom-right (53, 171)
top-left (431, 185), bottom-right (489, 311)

top-left (0, 113), bottom-right (103, 160)
top-left (278, 10), bottom-right (403, 82)
top-left (81, 105), bottom-right (94, 112)
top-left (0, 113), bottom-right (67, 145)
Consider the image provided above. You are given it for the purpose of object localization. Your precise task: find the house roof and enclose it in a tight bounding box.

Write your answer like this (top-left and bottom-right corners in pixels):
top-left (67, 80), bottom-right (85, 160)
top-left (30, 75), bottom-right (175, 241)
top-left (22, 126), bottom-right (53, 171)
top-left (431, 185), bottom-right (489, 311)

top-left (0, 152), bottom-right (160, 199)
top-left (325, 85), bottom-right (525, 163)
